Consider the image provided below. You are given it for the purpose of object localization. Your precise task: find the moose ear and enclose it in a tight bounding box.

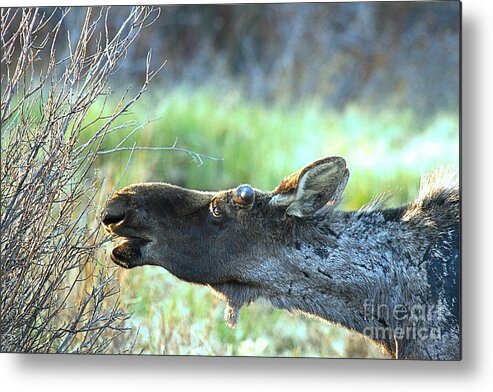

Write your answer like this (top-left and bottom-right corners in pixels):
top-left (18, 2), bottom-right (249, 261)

top-left (270, 157), bottom-right (349, 217)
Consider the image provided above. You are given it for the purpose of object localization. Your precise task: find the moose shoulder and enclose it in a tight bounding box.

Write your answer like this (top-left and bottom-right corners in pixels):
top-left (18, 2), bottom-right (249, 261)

top-left (102, 156), bottom-right (460, 360)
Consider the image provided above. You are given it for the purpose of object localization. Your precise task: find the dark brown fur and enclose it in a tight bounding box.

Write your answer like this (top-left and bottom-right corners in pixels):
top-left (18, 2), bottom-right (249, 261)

top-left (103, 157), bottom-right (460, 359)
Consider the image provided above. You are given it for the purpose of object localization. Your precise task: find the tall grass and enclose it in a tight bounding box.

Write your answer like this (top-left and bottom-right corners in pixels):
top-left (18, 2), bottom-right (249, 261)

top-left (97, 87), bottom-right (458, 205)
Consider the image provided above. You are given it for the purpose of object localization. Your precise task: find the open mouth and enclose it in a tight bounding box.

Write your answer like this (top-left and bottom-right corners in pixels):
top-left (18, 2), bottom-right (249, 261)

top-left (108, 236), bottom-right (150, 269)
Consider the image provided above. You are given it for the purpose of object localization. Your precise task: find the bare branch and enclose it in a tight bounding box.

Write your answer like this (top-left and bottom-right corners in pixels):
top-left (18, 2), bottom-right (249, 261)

top-left (97, 138), bottom-right (223, 166)
top-left (1, 6), bottom-right (161, 354)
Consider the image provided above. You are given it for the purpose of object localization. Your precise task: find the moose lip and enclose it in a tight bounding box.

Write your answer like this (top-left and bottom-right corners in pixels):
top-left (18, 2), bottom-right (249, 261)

top-left (109, 236), bottom-right (149, 269)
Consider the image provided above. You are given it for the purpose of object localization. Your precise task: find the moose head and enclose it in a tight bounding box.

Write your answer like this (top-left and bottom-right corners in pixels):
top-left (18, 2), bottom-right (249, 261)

top-left (102, 156), bottom-right (348, 285)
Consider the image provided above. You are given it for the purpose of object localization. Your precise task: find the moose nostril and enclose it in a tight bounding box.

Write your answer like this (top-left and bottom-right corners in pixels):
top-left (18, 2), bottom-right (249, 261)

top-left (102, 211), bottom-right (125, 226)
top-left (102, 196), bottom-right (127, 226)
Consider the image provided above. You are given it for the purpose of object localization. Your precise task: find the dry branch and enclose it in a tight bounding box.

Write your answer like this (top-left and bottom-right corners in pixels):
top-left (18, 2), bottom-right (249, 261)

top-left (0, 6), bottom-right (160, 353)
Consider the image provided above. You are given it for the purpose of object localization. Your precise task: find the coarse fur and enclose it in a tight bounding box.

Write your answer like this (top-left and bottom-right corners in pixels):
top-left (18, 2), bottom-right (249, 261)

top-left (102, 156), bottom-right (460, 360)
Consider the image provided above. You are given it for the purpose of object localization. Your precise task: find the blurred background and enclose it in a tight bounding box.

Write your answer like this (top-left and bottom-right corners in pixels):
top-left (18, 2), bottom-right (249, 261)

top-left (84, 2), bottom-right (460, 201)
top-left (7, 2), bottom-right (460, 357)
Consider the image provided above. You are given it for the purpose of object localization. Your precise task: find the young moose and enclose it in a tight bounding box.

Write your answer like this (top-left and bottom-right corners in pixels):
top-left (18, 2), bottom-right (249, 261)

top-left (102, 157), bottom-right (460, 360)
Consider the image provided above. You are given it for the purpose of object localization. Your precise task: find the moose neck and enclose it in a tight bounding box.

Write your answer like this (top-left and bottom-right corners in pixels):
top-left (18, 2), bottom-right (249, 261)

top-left (283, 210), bottom-right (422, 357)
top-left (215, 207), bottom-right (438, 359)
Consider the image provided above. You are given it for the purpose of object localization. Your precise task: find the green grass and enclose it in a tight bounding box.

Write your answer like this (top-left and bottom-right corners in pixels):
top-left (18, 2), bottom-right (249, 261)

top-left (113, 266), bottom-right (386, 357)
top-left (95, 87), bottom-right (458, 206)
top-left (93, 86), bottom-right (458, 357)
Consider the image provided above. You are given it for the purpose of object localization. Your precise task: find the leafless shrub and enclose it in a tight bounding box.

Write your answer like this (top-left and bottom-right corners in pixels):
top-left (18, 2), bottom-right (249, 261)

top-left (0, 6), bottom-right (161, 353)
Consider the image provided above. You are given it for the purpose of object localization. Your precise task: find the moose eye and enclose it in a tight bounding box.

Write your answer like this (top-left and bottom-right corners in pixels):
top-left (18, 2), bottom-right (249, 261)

top-left (210, 203), bottom-right (222, 218)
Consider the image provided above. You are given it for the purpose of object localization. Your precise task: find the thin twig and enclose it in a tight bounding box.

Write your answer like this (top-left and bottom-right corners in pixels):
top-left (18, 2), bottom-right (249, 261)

top-left (97, 142), bottom-right (223, 166)
top-left (1, 6), bottom-right (160, 354)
